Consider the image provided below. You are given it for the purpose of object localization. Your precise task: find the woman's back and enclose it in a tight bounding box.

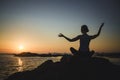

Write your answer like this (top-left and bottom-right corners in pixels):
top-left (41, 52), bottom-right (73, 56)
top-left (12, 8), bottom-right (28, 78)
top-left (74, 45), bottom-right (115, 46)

top-left (79, 34), bottom-right (91, 52)
top-left (58, 23), bottom-right (104, 55)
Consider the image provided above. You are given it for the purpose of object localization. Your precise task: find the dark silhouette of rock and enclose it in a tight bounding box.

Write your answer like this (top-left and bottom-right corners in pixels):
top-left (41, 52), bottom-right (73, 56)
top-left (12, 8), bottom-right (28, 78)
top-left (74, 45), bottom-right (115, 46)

top-left (5, 55), bottom-right (120, 80)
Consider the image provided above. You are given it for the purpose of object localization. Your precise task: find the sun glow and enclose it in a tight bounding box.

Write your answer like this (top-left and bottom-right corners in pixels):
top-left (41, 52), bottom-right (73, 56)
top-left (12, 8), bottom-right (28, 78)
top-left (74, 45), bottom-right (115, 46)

top-left (19, 45), bottom-right (24, 50)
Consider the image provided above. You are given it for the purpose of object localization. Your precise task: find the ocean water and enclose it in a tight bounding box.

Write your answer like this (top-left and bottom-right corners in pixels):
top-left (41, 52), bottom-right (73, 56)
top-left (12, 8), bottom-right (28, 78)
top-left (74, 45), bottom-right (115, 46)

top-left (0, 54), bottom-right (120, 80)
top-left (0, 54), bottom-right (61, 80)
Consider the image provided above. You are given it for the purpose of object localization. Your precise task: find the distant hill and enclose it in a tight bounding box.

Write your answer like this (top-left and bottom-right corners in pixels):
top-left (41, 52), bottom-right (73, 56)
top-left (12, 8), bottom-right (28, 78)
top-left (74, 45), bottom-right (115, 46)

top-left (14, 52), bottom-right (69, 57)
top-left (96, 52), bottom-right (120, 58)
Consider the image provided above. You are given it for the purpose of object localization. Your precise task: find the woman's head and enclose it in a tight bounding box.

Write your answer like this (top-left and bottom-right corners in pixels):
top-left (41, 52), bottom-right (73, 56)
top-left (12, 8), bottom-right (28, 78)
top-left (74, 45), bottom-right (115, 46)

top-left (81, 25), bottom-right (89, 33)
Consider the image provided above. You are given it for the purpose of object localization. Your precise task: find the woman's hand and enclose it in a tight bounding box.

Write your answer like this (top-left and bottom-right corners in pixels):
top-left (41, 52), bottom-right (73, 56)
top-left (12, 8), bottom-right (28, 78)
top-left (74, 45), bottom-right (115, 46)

top-left (100, 23), bottom-right (104, 28)
top-left (58, 33), bottom-right (64, 37)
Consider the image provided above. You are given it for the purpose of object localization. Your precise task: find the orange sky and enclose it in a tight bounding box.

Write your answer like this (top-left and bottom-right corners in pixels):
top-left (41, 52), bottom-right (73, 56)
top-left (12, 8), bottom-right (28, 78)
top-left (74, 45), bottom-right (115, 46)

top-left (0, 0), bottom-right (120, 53)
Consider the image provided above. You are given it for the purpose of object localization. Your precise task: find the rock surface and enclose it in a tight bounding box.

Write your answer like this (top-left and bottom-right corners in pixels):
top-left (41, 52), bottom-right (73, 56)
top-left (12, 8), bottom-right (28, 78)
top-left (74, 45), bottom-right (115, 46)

top-left (5, 55), bottom-right (120, 80)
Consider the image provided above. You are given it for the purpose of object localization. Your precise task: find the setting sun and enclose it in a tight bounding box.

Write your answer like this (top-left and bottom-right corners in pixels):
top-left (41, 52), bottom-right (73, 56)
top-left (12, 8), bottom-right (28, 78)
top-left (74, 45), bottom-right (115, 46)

top-left (19, 45), bottom-right (24, 50)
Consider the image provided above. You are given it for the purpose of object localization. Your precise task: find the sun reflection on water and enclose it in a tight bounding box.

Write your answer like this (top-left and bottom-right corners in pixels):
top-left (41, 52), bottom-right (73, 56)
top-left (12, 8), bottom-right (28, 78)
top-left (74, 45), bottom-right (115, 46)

top-left (17, 57), bottom-right (23, 72)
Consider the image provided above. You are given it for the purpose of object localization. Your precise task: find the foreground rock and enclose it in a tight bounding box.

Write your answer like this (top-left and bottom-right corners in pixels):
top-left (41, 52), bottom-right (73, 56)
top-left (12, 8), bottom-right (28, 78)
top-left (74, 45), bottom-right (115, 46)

top-left (5, 55), bottom-right (120, 80)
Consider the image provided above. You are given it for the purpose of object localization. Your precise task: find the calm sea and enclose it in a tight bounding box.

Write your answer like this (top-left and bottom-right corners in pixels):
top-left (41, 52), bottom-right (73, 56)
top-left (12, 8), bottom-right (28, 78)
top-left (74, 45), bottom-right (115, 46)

top-left (0, 54), bottom-right (120, 80)
top-left (0, 54), bottom-right (61, 80)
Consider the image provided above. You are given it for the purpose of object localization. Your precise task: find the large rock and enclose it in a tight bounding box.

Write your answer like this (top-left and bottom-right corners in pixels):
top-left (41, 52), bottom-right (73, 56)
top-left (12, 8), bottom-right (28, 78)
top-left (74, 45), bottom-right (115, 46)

top-left (5, 55), bottom-right (120, 80)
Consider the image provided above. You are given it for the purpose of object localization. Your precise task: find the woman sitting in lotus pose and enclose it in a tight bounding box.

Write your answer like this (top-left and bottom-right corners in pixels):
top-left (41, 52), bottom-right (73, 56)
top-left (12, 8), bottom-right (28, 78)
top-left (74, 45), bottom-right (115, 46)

top-left (58, 23), bottom-right (104, 56)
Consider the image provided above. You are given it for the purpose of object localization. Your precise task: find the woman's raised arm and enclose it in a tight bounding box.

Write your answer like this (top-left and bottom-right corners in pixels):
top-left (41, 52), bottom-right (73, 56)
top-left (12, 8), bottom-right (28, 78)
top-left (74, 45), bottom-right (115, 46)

top-left (91, 23), bottom-right (104, 39)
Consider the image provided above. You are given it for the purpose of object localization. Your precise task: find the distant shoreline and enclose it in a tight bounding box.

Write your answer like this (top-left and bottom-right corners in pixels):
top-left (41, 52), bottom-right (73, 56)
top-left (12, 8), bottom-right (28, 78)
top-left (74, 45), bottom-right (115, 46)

top-left (14, 52), bottom-right (71, 57)
top-left (96, 52), bottom-right (120, 58)
top-left (0, 52), bottom-right (120, 58)
top-left (14, 52), bottom-right (120, 58)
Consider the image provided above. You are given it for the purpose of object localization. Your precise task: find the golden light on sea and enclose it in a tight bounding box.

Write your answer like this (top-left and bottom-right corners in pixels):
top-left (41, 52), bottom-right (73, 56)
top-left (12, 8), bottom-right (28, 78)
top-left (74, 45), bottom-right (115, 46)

top-left (17, 57), bottom-right (23, 72)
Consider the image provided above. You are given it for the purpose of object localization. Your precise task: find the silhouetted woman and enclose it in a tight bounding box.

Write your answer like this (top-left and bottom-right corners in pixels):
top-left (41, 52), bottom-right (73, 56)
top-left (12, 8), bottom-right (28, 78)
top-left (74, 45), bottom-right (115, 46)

top-left (58, 23), bottom-right (104, 56)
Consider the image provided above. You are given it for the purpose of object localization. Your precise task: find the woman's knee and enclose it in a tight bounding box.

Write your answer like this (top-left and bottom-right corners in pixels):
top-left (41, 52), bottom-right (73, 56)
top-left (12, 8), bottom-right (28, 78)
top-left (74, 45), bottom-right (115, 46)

top-left (70, 47), bottom-right (74, 51)
top-left (70, 47), bottom-right (77, 55)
